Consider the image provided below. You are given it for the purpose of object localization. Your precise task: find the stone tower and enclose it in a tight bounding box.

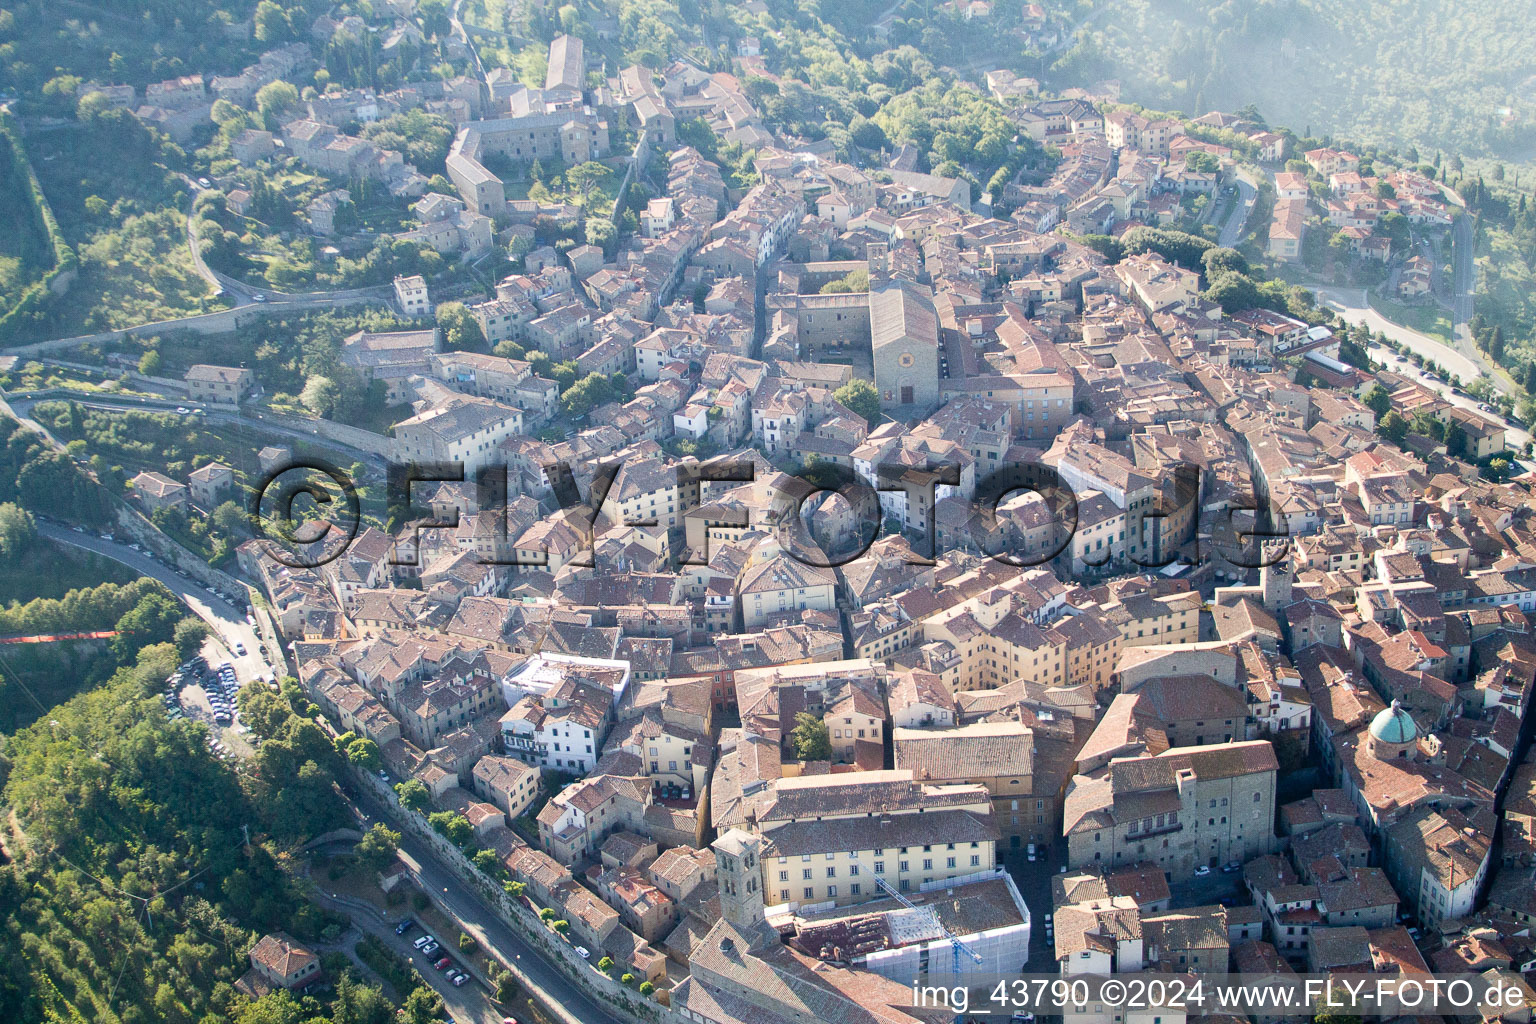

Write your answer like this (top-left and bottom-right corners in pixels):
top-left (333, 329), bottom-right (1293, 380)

top-left (713, 828), bottom-right (766, 932)
top-left (1261, 560), bottom-right (1292, 613)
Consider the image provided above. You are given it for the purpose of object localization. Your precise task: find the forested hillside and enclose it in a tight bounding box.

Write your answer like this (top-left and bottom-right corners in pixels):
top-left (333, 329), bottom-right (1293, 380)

top-left (0, 644), bottom-right (377, 1024)
top-left (1051, 0), bottom-right (1536, 160)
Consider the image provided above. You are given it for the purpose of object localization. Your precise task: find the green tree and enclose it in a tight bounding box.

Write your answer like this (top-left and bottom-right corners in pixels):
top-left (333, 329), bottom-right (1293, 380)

top-left (356, 823), bottom-right (401, 870)
top-left (559, 372), bottom-right (617, 417)
top-left (111, 591), bottom-right (183, 660)
top-left (820, 268), bottom-right (869, 294)
top-left (0, 502), bottom-right (37, 564)
top-left (1184, 150), bottom-right (1219, 173)
top-left (255, 80), bottom-right (301, 126)
top-left (585, 217), bottom-right (618, 259)
top-left (400, 987), bottom-right (444, 1024)
top-left (172, 617), bottom-right (209, 659)
top-left (213, 501), bottom-right (247, 542)
top-left (832, 378), bottom-right (881, 424)
top-left (300, 375), bottom-right (341, 418)
top-left (494, 971), bottom-right (520, 1003)
top-left (346, 736), bottom-right (382, 771)
top-left (1363, 384), bottom-right (1392, 419)
top-left (789, 711), bottom-right (832, 762)
top-left (138, 350), bottom-right (162, 375)
top-left (1201, 246), bottom-right (1249, 279)
top-left (472, 848), bottom-right (501, 875)
top-left (566, 161), bottom-right (616, 208)
top-left (1377, 410), bottom-right (1409, 444)
top-left (436, 302), bottom-right (486, 351)
top-left (76, 91), bottom-right (113, 120)
top-left (253, 0), bottom-right (292, 43)
top-left (395, 778), bottom-right (430, 811)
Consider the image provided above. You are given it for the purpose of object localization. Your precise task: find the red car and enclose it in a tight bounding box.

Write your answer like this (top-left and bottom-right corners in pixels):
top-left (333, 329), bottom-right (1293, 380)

top-left (435, 957), bottom-right (452, 971)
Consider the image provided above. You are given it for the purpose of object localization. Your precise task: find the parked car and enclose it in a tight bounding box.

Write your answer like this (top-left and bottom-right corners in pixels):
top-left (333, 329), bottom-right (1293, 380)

top-left (1193, 865), bottom-right (1212, 878)
top-left (421, 941), bottom-right (440, 957)
top-left (396, 919), bottom-right (415, 935)
top-left (450, 971), bottom-right (468, 987)
top-left (1222, 861), bottom-right (1242, 873)
top-left (412, 935), bottom-right (432, 950)
top-left (234, 643), bottom-right (246, 656)
top-left (575, 946), bottom-right (590, 959)
top-left (434, 957), bottom-right (452, 971)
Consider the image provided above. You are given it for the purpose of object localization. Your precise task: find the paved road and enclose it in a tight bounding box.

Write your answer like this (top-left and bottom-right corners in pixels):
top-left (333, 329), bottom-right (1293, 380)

top-left (1367, 344), bottom-right (1531, 451)
top-left (1314, 286), bottom-right (1484, 384)
top-left (1219, 173), bottom-right (1258, 249)
top-left (345, 783), bottom-right (627, 1024)
top-left (179, 173), bottom-right (397, 311)
top-left (307, 881), bottom-right (507, 1024)
top-left (35, 522), bottom-right (272, 684)
top-left (5, 391), bottom-right (391, 471)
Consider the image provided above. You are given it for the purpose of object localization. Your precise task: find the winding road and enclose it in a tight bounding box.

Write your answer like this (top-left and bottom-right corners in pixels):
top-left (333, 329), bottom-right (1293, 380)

top-left (34, 521), bottom-right (271, 683)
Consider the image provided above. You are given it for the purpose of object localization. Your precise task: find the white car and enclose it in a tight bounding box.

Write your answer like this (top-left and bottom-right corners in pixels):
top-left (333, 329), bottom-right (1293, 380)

top-left (1193, 865), bottom-right (1213, 878)
top-left (575, 946), bottom-right (590, 959)
top-left (176, 407), bottom-right (191, 415)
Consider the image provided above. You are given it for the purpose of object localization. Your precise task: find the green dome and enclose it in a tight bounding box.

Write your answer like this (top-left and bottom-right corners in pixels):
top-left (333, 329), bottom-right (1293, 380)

top-left (1369, 701), bottom-right (1416, 745)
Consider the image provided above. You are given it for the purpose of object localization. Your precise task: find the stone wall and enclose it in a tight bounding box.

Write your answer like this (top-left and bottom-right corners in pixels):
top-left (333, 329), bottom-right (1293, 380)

top-left (354, 765), bottom-right (664, 1024)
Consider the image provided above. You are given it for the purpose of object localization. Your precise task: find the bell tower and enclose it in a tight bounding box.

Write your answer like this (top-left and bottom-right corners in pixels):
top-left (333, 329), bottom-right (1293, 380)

top-left (713, 828), bottom-right (766, 932)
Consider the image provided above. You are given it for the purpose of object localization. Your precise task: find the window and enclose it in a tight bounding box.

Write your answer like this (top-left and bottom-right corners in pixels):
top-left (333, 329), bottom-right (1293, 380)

top-left (804, 888), bottom-right (814, 899)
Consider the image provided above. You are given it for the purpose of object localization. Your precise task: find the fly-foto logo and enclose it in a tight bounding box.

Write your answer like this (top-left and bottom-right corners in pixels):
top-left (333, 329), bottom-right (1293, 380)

top-left (248, 455), bottom-right (1290, 572)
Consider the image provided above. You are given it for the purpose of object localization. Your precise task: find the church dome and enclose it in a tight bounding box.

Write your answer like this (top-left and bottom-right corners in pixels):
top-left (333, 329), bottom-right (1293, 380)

top-left (1368, 700), bottom-right (1417, 746)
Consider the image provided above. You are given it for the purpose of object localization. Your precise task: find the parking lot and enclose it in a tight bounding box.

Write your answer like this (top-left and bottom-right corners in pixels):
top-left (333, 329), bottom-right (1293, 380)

top-left (162, 638), bottom-right (266, 760)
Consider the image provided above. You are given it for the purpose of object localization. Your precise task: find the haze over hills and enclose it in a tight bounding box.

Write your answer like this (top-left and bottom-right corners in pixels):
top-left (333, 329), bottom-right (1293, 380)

top-left (1050, 0), bottom-right (1536, 160)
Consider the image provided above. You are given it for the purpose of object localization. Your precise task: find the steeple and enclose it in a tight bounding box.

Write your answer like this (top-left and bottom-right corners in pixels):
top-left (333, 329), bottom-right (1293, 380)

top-left (713, 828), bottom-right (767, 933)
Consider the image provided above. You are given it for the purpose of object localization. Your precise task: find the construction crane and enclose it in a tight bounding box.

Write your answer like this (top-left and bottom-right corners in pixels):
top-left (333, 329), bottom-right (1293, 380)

top-left (864, 862), bottom-right (985, 977)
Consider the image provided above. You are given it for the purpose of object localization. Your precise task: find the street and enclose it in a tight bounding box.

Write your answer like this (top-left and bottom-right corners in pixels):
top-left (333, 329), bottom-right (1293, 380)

top-left (1314, 285), bottom-right (1483, 383)
top-left (343, 782), bottom-right (629, 1024)
top-left (305, 875), bottom-right (513, 1024)
top-left (35, 521), bottom-right (271, 684)
top-left (1219, 174), bottom-right (1258, 249)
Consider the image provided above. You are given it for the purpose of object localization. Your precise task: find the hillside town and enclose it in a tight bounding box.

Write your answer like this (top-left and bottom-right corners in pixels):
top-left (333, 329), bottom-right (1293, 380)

top-left (6, 4), bottom-right (1536, 1024)
top-left (169, 31), bottom-right (1536, 1024)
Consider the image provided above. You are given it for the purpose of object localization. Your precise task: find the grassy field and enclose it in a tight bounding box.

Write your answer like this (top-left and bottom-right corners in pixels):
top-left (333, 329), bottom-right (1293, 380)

top-left (1368, 292), bottom-right (1456, 344)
